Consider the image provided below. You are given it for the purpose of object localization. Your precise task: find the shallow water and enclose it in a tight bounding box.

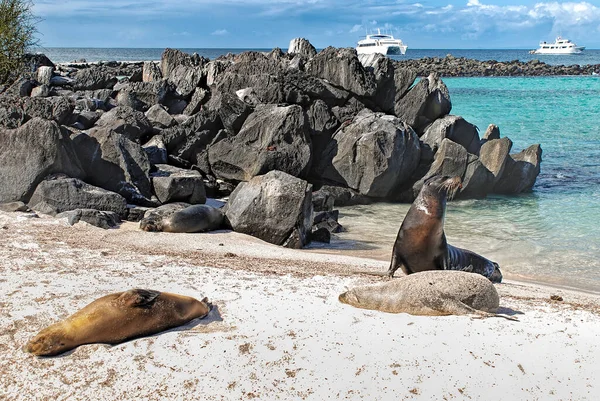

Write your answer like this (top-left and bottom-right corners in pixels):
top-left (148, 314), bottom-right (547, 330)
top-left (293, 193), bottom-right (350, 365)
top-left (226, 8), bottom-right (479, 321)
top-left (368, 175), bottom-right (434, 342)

top-left (315, 76), bottom-right (600, 293)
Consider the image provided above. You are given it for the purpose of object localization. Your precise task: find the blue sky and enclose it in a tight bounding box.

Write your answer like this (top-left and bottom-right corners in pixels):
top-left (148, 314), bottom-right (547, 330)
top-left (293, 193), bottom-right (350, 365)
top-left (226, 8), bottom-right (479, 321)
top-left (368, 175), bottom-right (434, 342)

top-left (33, 1), bottom-right (600, 49)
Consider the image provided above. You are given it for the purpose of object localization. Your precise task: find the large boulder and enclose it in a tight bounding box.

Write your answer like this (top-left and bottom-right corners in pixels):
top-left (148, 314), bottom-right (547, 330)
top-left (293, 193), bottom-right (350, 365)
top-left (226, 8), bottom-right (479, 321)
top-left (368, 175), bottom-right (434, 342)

top-left (209, 104), bottom-right (312, 182)
top-left (93, 106), bottom-right (153, 142)
top-left (458, 154), bottom-right (495, 199)
top-left (493, 144), bottom-right (542, 194)
top-left (145, 104), bottom-right (177, 129)
top-left (0, 118), bottom-right (84, 203)
top-left (319, 109), bottom-right (421, 198)
top-left (28, 177), bottom-right (127, 217)
top-left (21, 96), bottom-right (73, 125)
top-left (306, 47), bottom-right (376, 97)
top-left (395, 73), bottom-right (452, 134)
top-left (479, 137), bottom-right (512, 185)
top-left (288, 38), bottom-right (317, 58)
top-left (151, 164), bottom-right (206, 204)
top-left (72, 128), bottom-right (153, 204)
top-left (74, 67), bottom-right (118, 90)
top-left (420, 115), bottom-right (481, 157)
top-left (225, 170), bottom-right (313, 248)
top-left (115, 81), bottom-right (175, 112)
top-left (202, 91), bottom-right (252, 135)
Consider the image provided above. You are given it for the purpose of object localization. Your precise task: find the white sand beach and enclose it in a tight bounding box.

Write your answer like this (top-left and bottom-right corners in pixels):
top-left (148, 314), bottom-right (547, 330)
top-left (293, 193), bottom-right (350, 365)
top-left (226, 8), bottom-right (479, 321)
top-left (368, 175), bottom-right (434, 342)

top-left (1, 210), bottom-right (599, 400)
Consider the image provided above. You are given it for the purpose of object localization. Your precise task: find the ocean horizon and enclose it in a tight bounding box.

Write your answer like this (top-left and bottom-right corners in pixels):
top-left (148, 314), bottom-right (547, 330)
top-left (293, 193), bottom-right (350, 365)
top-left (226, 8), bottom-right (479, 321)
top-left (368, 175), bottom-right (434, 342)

top-left (36, 47), bottom-right (600, 67)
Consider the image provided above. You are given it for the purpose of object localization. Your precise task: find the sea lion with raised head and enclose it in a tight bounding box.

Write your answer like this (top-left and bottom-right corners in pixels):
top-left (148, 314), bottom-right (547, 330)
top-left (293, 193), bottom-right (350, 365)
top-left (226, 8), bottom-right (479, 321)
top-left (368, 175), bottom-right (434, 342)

top-left (387, 175), bottom-right (502, 282)
top-left (339, 270), bottom-right (514, 319)
top-left (140, 204), bottom-right (224, 233)
top-left (25, 289), bottom-right (211, 356)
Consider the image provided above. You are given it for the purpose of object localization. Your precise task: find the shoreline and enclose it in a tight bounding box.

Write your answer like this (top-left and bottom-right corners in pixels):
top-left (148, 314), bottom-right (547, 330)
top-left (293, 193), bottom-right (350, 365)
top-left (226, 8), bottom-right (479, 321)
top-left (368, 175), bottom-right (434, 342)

top-left (2, 210), bottom-right (600, 400)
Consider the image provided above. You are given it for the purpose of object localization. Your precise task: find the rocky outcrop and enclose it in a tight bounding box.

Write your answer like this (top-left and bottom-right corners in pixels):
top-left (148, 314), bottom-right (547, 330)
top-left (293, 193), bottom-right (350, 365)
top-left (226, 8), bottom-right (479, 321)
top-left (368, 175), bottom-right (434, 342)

top-left (494, 145), bottom-right (542, 194)
top-left (225, 171), bottom-right (313, 248)
top-left (0, 118), bottom-right (84, 203)
top-left (288, 38), bottom-right (317, 59)
top-left (56, 209), bottom-right (121, 229)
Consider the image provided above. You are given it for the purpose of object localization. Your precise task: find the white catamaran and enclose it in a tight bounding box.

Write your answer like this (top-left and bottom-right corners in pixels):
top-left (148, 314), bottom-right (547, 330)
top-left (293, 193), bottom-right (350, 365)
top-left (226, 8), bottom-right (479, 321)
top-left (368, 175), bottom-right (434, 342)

top-left (356, 29), bottom-right (408, 56)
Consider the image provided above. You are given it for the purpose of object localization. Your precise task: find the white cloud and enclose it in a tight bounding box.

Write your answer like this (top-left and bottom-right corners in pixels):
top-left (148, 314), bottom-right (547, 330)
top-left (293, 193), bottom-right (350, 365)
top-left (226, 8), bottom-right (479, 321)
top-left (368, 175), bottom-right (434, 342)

top-left (349, 24), bottom-right (362, 33)
top-left (211, 29), bottom-right (229, 36)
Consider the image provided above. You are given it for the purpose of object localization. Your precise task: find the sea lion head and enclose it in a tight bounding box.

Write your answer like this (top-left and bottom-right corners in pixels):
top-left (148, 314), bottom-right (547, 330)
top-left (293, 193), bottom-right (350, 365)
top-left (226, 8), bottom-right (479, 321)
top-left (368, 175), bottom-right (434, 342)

top-left (489, 263), bottom-right (503, 283)
top-left (139, 216), bottom-right (164, 232)
top-left (421, 175), bottom-right (462, 200)
top-left (25, 326), bottom-right (72, 357)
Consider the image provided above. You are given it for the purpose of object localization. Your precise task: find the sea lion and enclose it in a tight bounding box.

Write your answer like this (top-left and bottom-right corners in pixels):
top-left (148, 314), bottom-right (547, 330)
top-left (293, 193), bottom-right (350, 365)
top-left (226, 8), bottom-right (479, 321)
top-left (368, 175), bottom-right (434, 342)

top-left (25, 289), bottom-right (211, 356)
top-left (339, 270), bottom-right (514, 319)
top-left (387, 175), bottom-right (502, 282)
top-left (140, 204), bottom-right (224, 233)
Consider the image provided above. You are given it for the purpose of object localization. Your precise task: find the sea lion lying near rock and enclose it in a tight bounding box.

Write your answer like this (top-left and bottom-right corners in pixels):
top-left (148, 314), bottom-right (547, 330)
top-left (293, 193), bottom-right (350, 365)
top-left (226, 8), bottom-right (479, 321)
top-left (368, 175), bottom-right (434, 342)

top-left (388, 175), bottom-right (503, 282)
top-left (140, 204), bottom-right (224, 233)
top-left (339, 270), bottom-right (515, 320)
top-left (25, 289), bottom-right (211, 356)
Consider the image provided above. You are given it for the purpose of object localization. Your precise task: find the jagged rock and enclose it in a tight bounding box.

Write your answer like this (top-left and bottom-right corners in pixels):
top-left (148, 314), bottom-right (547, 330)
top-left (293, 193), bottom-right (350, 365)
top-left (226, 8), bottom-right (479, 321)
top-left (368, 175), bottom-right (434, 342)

top-left (288, 38), bottom-right (317, 58)
top-left (151, 164), bottom-right (206, 204)
top-left (331, 96), bottom-right (366, 123)
top-left (420, 115), bottom-right (481, 158)
top-left (94, 106), bottom-right (153, 142)
top-left (306, 47), bottom-right (376, 97)
top-left (56, 209), bottom-right (121, 229)
top-left (75, 111), bottom-right (100, 130)
top-left (316, 185), bottom-right (372, 207)
top-left (209, 104), bottom-right (311, 182)
top-left (319, 109), bottom-right (421, 198)
top-left (357, 53), bottom-right (417, 113)
top-left (479, 137), bottom-right (512, 185)
top-left (224, 170), bottom-right (313, 248)
top-left (184, 88), bottom-right (209, 116)
top-left (310, 227), bottom-right (331, 243)
top-left (71, 128), bottom-right (153, 204)
top-left (458, 154), bottom-right (495, 199)
top-left (494, 144), bottom-right (542, 194)
top-left (28, 177), bottom-right (127, 217)
top-left (0, 118), bottom-right (84, 203)
top-left (143, 61), bottom-right (162, 82)
top-left (142, 135), bottom-right (168, 165)
top-left (203, 91), bottom-right (252, 135)
top-left (395, 72), bottom-right (452, 134)
top-left (21, 96), bottom-right (73, 125)
top-left (74, 68), bottom-right (117, 90)
top-left (483, 124), bottom-right (500, 141)
top-left (37, 66), bottom-right (54, 85)
top-left (145, 104), bottom-right (177, 129)
top-left (30, 85), bottom-right (50, 98)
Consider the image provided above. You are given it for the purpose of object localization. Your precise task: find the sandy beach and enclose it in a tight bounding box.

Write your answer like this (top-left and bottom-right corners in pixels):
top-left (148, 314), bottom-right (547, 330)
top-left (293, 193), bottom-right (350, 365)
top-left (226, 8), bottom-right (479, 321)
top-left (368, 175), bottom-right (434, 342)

top-left (1, 210), bottom-right (599, 401)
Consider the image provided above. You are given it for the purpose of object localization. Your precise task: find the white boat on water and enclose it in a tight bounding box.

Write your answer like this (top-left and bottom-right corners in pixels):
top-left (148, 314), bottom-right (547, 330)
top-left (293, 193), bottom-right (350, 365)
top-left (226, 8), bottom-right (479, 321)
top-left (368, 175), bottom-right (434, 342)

top-left (356, 29), bottom-right (407, 55)
top-left (529, 37), bottom-right (585, 55)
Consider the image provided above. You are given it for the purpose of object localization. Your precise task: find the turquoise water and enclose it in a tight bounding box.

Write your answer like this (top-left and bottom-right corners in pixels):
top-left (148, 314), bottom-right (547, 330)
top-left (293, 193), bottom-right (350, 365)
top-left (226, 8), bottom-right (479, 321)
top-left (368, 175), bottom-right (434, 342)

top-left (330, 76), bottom-right (600, 293)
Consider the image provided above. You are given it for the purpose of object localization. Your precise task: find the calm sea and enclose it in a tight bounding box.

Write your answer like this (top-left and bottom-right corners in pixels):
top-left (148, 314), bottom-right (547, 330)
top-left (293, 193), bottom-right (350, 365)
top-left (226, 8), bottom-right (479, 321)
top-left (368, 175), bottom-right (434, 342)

top-left (37, 47), bottom-right (600, 292)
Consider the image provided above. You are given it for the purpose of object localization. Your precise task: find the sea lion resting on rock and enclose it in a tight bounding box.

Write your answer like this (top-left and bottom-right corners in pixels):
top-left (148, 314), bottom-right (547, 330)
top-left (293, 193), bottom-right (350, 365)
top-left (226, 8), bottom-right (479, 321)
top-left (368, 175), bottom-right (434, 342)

top-left (140, 204), bottom-right (224, 233)
top-left (25, 289), bottom-right (211, 356)
top-left (388, 175), bottom-right (502, 283)
top-left (340, 270), bottom-right (514, 319)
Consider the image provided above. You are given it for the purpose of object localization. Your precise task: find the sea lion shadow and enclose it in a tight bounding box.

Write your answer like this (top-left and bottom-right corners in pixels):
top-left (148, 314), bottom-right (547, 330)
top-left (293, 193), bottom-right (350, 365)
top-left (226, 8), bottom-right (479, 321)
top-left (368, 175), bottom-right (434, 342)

top-left (496, 306), bottom-right (524, 316)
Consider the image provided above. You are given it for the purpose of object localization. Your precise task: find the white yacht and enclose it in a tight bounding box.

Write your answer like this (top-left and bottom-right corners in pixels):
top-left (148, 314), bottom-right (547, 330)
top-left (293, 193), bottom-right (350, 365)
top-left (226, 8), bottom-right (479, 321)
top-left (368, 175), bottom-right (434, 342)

top-left (356, 29), bottom-right (408, 55)
top-left (530, 37), bottom-right (585, 54)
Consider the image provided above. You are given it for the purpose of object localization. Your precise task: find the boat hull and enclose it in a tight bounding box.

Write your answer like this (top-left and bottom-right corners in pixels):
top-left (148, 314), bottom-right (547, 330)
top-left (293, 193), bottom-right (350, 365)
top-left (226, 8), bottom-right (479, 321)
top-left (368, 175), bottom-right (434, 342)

top-left (356, 45), bottom-right (407, 56)
top-left (532, 47), bottom-right (585, 55)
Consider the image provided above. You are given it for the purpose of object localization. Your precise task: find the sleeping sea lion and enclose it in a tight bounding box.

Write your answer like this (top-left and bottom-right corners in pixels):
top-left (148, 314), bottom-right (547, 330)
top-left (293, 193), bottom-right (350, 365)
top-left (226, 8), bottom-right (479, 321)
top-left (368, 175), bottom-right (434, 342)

top-left (339, 270), bottom-right (514, 319)
top-left (25, 289), bottom-right (211, 356)
top-left (387, 175), bottom-right (502, 282)
top-left (140, 204), bottom-right (224, 233)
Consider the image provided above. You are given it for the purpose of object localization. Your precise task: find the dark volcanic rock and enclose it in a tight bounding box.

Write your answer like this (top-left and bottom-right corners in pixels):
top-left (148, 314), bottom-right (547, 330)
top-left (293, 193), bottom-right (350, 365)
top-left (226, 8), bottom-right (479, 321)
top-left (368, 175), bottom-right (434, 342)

top-left (494, 144), bottom-right (542, 194)
top-left (479, 137), bottom-right (512, 185)
top-left (28, 177), bottom-right (127, 217)
top-left (151, 164), bottom-right (206, 204)
top-left (209, 104), bottom-right (311, 182)
top-left (0, 118), bottom-right (84, 203)
top-left (224, 170), bottom-right (313, 248)
top-left (420, 115), bottom-right (481, 157)
top-left (56, 209), bottom-right (121, 229)
top-left (395, 73), bottom-right (451, 134)
top-left (288, 38), bottom-right (317, 59)
top-left (94, 106), bottom-right (153, 142)
top-left (319, 109), bottom-right (421, 198)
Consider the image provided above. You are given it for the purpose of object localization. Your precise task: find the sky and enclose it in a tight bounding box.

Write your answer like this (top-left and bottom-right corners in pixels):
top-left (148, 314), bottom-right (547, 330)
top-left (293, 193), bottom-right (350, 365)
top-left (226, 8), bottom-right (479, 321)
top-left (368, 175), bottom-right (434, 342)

top-left (32, 1), bottom-right (600, 49)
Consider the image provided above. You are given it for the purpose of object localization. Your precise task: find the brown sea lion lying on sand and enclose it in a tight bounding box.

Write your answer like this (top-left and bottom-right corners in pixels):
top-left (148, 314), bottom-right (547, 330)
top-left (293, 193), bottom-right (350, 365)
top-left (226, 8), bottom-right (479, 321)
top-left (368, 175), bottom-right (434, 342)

top-left (25, 289), bottom-right (211, 356)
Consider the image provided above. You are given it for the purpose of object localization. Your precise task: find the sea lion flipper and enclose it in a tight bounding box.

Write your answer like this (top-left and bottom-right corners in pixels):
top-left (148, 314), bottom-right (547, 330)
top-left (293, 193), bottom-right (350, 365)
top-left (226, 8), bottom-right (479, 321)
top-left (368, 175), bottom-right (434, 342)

top-left (118, 289), bottom-right (161, 308)
top-left (461, 264), bottom-right (474, 273)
